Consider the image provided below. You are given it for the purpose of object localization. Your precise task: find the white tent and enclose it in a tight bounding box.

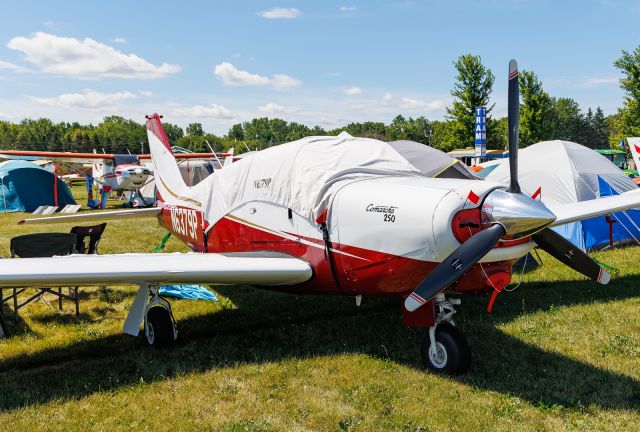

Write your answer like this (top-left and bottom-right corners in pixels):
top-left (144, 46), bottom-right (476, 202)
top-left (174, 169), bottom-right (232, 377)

top-left (485, 140), bottom-right (640, 250)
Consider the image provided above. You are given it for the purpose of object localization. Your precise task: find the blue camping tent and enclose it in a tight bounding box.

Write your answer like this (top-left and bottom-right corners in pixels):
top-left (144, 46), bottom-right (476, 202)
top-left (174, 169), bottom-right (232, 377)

top-left (0, 160), bottom-right (76, 212)
top-left (485, 140), bottom-right (640, 251)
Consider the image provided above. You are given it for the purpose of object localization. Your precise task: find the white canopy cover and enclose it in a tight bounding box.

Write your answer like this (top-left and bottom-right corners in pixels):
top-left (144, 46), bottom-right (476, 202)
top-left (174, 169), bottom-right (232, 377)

top-left (201, 132), bottom-right (423, 226)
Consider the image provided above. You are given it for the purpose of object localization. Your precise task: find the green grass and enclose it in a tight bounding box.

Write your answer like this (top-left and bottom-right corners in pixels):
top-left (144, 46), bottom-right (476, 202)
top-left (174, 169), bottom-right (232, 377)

top-left (0, 187), bottom-right (639, 431)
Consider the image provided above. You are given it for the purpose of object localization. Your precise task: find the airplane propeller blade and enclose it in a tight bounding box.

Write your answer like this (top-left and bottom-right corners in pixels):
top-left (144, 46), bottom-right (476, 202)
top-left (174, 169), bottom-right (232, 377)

top-left (507, 59), bottom-right (521, 194)
top-left (531, 228), bottom-right (611, 284)
top-left (405, 224), bottom-right (505, 312)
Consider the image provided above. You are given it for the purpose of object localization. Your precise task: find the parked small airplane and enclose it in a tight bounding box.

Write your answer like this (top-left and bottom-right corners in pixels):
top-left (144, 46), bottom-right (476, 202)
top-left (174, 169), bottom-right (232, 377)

top-left (1, 60), bottom-right (639, 374)
top-left (0, 150), bottom-right (227, 207)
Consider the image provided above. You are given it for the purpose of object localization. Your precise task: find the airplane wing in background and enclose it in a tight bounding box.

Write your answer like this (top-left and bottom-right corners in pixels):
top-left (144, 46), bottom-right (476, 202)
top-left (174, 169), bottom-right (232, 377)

top-left (18, 207), bottom-right (162, 224)
top-left (0, 150), bottom-right (116, 164)
top-left (0, 252), bottom-right (312, 288)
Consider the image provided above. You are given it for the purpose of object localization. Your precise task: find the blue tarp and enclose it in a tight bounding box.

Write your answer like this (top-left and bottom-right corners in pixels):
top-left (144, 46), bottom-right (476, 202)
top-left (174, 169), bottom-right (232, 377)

top-left (159, 284), bottom-right (218, 301)
top-left (0, 160), bottom-right (76, 212)
top-left (552, 176), bottom-right (640, 250)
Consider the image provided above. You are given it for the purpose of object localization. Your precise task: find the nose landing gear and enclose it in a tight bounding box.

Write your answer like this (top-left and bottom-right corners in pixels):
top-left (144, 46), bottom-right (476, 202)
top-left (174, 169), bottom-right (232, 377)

top-left (421, 294), bottom-right (471, 375)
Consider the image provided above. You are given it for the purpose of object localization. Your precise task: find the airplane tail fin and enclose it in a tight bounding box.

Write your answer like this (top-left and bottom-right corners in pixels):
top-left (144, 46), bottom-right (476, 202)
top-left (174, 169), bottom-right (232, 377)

top-left (627, 137), bottom-right (640, 172)
top-left (145, 113), bottom-right (192, 206)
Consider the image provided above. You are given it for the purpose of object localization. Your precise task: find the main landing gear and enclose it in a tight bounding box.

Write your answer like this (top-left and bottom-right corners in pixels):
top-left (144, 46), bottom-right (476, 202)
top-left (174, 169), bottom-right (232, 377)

top-left (123, 283), bottom-right (178, 348)
top-left (420, 294), bottom-right (471, 375)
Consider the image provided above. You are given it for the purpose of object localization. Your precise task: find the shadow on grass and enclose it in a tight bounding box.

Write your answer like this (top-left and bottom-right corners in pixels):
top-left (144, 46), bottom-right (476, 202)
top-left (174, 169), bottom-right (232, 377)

top-left (0, 277), bottom-right (638, 413)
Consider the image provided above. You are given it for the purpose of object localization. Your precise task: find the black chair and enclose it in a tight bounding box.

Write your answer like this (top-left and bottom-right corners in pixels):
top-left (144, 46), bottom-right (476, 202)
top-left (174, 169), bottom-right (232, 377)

top-left (1, 233), bottom-right (77, 324)
top-left (71, 223), bottom-right (107, 254)
top-left (0, 303), bottom-right (7, 338)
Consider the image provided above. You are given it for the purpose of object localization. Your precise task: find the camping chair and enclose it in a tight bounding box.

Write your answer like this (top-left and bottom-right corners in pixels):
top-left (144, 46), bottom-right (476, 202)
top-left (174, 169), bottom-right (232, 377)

top-left (1, 233), bottom-right (77, 324)
top-left (69, 223), bottom-right (107, 312)
top-left (0, 302), bottom-right (7, 338)
top-left (71, 223), bottom-right (107, 255)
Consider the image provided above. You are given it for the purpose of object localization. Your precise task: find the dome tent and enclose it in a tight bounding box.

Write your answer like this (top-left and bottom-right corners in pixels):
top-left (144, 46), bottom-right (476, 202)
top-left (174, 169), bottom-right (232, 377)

top-left (0, 160), bottom-right (76, 213)
top-left (485, 140), bottom-right (640, 251)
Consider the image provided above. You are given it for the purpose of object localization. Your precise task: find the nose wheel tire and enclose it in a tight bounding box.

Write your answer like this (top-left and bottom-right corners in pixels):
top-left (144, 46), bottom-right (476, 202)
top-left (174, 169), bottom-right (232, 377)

top-left (145, 306), bottom-right (176, 348)
top-left (421, 322), bottom-right (471, 375)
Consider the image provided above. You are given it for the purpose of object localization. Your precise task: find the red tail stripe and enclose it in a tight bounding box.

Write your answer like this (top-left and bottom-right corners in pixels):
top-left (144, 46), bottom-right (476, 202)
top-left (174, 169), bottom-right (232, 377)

top-left (145, 113), bottom-right (173, 154)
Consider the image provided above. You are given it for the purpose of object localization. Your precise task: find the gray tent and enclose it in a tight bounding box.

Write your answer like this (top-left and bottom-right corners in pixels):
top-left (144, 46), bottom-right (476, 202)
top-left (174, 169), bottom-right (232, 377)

top-left (388, 140), bottom-right (480, 179)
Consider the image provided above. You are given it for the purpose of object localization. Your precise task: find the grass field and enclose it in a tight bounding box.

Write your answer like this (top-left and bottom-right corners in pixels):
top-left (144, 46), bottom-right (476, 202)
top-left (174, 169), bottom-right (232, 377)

top-left (0, 188), bottom-right (639, 431)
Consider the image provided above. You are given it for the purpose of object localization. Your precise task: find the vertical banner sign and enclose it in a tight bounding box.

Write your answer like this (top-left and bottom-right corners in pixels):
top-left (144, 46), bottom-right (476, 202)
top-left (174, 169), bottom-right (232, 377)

top-left (474, 107), bottom-right (487, 157)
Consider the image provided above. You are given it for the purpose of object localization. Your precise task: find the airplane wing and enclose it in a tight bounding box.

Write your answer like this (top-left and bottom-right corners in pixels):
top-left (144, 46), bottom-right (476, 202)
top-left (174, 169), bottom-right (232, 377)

top-left (0, 150), bottom-right (115, 164)
top-left (548, 189), bottom-right (640, 226)
top-left (139, 152), bottom-right (230, 161)
top-left (18, 207), bottom-right (162, 224)
top-left (0, 252), bottom-right (312, 288)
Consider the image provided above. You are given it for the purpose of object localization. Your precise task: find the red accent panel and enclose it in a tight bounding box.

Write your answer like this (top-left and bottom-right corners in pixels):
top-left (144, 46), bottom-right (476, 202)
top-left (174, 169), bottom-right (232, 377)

top-left (145, 113), bottom-right (172, 153)
top-left (205, 216), bottom-right (515, 297)
top-left (452, 208), bottom-right (483, 243)
top-left (635, 144), bottom-right (640, 154)
top-left (402, 298), bottom-right (435, 327)
top-left (467, 190), bottom-right (480, 204)
top-left (158, 206), bottom-right (207, 252)
top-left (485, 271), bottom-right (511, 313)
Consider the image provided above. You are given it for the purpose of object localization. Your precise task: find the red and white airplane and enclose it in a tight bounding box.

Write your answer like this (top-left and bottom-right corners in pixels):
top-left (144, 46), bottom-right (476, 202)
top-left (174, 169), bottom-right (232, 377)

top-left (0, 149), bottom-right (226, 207)
top-left (1, 60), bottom-right (640, 374)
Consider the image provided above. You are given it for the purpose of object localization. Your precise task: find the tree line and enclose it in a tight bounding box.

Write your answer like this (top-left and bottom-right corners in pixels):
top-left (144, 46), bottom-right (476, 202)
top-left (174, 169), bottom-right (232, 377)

top-left (2, 47), bottom-right (640, 154)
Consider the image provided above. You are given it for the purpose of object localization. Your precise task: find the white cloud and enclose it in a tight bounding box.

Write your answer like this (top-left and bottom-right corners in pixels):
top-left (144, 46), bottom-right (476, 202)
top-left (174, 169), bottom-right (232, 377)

top-left (112, 37), bottom-right (127, 44)
top-left (579, 77), bottom-right (618, 88)
top-left (7, 32), bottom-right (181, 79)
top-left (340, 6), bottom-right (357, 11)
top-left (348, 93), bottom-right (446, 114)
top-left (257, 102), bottom-right (298, 115)
top-left (42, 20), bottom-right (63, 31)
top-left (213, 62), bottom-right (301, 90)
top-left (258, 7), bottom-right (302, 19)
top-left (30, 89), bottom-right (139, 109)
top-left (0, 60), bottom-right (29, 72)
top-left (172, 104), bottom-right (234, 119)
top-left (400, 97), bottom-right (445, 111)
top-left (342, 86), bottom-right (363, 95)
top-left (138, 90), bottom-right (154, 97)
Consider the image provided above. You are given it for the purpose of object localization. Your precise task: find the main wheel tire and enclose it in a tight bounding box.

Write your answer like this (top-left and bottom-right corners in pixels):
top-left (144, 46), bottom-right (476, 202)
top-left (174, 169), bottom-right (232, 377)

top-left (145, 306), bottom-right (176, 348)
top-left (421, 322), bottom-right (471, 375)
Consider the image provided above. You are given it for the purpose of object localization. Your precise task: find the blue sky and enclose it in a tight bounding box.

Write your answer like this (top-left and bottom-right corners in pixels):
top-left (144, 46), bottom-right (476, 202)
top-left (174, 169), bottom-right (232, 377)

top-left (0, 0), bottom-right (637, 134)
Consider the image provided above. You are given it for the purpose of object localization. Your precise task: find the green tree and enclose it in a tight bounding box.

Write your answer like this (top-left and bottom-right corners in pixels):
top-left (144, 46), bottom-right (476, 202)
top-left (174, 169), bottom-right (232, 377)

top-left (519, 70), bottom-right (554, 146)
top-left (95, 116), bottom-right (146, 153)
top-left (552, 98), bottom-right (583, 142)
top-left (163, 123), bottom-right (184, 145)
top-left (446, 54), bottom-right (495, 148)
top-left (591, 107), bottom-right (609, 148)
top-left (186, 122), bottom-right (204, 137)
top-left (613, 47), bottom-right (640, 140)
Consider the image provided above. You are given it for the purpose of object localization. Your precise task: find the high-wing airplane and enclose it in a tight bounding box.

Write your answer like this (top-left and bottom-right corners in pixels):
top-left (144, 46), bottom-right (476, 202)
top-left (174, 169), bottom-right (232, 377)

top-left (1, 60), bottom-right (640, 375)
top-left (0, 149), bottom-right (227, 207)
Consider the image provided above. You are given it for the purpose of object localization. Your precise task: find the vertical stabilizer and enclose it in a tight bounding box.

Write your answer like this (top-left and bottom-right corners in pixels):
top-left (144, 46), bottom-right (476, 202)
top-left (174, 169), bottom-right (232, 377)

top-left (627, 137), bottom-right (640, 172)
top-left (145, 114), bottom-right (196, 208)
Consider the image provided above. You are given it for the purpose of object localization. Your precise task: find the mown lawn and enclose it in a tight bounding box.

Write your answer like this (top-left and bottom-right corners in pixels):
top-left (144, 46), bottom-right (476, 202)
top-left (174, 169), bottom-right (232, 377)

top-left (0, 189), bottom-right (639, 431)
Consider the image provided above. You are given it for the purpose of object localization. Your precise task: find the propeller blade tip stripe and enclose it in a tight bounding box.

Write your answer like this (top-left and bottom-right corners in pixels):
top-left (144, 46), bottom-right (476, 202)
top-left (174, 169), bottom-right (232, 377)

top-left (404, 292), bottom-right (426, 312)
top-left (597, 268), bottom-right (611, 285)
